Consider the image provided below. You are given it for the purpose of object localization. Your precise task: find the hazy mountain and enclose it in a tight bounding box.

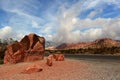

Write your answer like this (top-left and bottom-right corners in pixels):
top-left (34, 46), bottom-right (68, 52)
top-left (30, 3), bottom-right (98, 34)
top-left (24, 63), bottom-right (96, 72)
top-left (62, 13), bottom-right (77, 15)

top-left (45, 41), bottom-right (58, 48)
top-left (56, 38), bottom-right (120, 49)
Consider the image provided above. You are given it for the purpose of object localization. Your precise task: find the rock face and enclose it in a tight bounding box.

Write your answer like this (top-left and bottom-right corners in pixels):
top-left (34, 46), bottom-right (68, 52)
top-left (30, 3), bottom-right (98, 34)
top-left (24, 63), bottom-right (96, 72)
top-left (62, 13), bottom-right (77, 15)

top-left (4, 42), bottom-right (25, 64)
top-left (4, 33), bottom-right (45, 64)
top-left (22, 64), bottom-right (43, 74)
top-left (20, 33), bottom-right (45, 62)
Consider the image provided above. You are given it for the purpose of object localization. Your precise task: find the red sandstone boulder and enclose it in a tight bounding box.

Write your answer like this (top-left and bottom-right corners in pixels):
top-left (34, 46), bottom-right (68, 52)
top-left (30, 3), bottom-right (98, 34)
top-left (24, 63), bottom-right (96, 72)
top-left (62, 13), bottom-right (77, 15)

top-left (53, 54), bottom-right (65, 61)
top-left (53, 54), bottom-right (59, 61)
top-left (4, 42), bottom-right (25, 64)
top-left (4, 33), bottom-right (45, 64)
top-left (22, 64), bottom-right (43, 74)
top-left (20, 33), bottom-right (45, 61)
top-left (57, 54), bottom-right (65, 61)
top-left (46, 54), bottom-right (53, 66)
top-left (20, 33), bottom-right (45, 51)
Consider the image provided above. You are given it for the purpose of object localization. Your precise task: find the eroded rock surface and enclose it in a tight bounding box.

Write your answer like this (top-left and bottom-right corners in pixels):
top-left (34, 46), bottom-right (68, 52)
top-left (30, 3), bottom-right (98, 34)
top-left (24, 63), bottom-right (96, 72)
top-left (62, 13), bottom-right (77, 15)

top-left (4, 42), bottom-right (25, 64)
top-left (4, 33), bottom-right (45, 64)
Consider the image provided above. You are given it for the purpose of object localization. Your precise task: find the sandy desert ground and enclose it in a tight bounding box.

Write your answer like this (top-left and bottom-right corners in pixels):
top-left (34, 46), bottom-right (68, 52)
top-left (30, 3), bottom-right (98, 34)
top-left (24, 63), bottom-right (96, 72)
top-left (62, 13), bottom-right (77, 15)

top-left (0, 58), bottom-right (120, 80)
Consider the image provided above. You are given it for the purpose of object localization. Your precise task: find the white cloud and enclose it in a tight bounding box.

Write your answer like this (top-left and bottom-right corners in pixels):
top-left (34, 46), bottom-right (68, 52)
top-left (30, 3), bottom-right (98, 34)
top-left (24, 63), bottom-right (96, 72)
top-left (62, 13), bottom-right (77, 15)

top-left (16, 33), bottom-right (25, 41)
top-left (0, 26), bottom-right (15, 39)
top-left (55, 17), bottom-right (120, 43)
top-left (0, 0), bottom-right (40, 15)
top-left (31, 20), bottom-right (39, 28)
top-left (80, 28), bottom-right (103, 41)
top-left (83, 0), bottom-right (120, 10)
top-left (0, 0), bottom-right (43, 34)
top-left (87, 9), bottom-right (103, 18)
top-left (84, 0), bottom-right (101, 9)
top-left (0, 26), bottom-right (27, 41)
top-left (52, 0), bottom-right (120, 44)
top-left (0, 0), bottom-right (120, 44)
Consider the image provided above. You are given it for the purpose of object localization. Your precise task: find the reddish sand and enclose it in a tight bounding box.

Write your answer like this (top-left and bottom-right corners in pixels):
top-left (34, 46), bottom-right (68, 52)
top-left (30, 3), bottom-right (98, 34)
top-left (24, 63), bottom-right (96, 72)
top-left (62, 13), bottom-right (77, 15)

top-left (0, 59), bottom-right (89, 80)
top-left (1, 58), bottom-right (120, 80)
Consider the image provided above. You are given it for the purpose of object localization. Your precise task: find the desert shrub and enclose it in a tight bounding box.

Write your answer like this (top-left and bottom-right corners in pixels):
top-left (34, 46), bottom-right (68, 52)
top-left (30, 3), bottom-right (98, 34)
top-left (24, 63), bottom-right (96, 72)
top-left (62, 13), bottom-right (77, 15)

top-left (0, 59), bottom-right (3, 64)
top-left (0, 38), bottom-right (18, 60)
top-left (0, 44), bottom-right (7, 59)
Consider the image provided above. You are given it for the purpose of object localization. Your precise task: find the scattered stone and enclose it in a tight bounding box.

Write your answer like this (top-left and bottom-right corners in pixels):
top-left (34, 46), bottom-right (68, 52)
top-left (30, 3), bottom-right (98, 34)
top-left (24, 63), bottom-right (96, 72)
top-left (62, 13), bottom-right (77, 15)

top-left (46, 54), bottom-right (53, 66)
top-left (53, 54), bottom-right (59, 61)
top-left (21, 64), bottom-right (43, 74)
top-left (53, 54), bottom-right (65, 61)
top-left (57, 54), bottom-right (65, 61)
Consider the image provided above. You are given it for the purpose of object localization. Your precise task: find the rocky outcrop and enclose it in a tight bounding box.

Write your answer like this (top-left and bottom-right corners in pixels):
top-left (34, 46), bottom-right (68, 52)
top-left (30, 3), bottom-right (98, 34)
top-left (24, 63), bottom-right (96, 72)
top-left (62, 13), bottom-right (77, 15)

top-left (4, 33), bottom-right (45, 64)
top-left (89, 38), bottom-right (120, 48)
top-left (56, 38), bottom-right (120, 49)
top-left (22, 64), bottom-right (43, 74)
top-left (4, 42), bottom-right (25, 64)
top-left (20, 33), bottom-right (45, 62)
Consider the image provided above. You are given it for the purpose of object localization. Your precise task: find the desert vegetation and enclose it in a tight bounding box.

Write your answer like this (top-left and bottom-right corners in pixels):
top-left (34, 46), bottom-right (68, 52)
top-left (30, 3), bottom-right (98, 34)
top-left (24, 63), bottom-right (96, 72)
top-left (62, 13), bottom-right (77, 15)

top-left (45, 46), bottom-right (120, 55)
top-left (45, 38), bottom-right (120, 55)
top-left (0, 38), bottom-right (17, 64)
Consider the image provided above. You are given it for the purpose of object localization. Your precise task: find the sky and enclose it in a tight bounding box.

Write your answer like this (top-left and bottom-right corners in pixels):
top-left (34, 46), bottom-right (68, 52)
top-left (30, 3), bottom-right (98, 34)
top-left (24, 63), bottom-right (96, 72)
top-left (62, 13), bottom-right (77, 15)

top-left (0, 0), bottom-right (120, 44)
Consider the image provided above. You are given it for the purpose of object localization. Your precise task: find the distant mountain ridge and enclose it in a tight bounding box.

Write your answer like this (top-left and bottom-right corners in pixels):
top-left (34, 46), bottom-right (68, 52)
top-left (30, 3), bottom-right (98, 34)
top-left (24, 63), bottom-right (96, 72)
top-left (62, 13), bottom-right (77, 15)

top-left (56, 38), bottom-right (120, 49)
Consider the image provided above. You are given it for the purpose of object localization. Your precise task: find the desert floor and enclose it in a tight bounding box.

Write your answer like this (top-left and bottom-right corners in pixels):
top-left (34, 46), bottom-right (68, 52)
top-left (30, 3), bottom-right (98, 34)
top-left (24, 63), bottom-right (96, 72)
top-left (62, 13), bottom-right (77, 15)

top-left (0, 58), bottom-right (120, 80)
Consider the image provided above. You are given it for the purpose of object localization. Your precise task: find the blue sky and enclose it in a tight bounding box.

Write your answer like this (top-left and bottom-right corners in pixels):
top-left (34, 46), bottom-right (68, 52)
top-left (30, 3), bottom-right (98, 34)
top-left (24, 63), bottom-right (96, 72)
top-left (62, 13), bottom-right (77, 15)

top-left (0, 0), bottom-right (120, 43)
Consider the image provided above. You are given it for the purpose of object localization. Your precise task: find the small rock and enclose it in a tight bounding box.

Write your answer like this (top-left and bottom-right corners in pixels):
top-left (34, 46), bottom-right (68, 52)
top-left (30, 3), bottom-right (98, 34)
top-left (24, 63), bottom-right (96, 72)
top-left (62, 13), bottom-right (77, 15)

top-left (53, 54), bottom-right (65, 61)
top-left (46, 54), bottom-right (53, 66)
top-left (57, 54), bottom-right (64, 61)
top-left (22, 64), bottom-right (43, 74)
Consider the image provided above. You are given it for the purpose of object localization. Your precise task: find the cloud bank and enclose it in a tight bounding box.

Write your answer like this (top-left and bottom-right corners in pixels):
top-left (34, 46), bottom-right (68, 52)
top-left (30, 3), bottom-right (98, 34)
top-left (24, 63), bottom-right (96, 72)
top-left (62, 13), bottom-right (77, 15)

top-left (0, 26), bottom-right (15, 39)
top-left (0, 0), bottom-right (120, 44)
top-left (52, 0), bottom-right (120, 44)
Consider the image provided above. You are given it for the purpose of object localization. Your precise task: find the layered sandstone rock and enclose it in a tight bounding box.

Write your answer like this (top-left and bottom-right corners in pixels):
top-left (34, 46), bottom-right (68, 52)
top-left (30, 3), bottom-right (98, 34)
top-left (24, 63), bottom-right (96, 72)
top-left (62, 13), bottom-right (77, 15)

top-left (4, 42), bottom-right (25, 64)
top-left (4, 33), bottom-right (45, 64)
top-left (21, 33), bottom-right (45, 62)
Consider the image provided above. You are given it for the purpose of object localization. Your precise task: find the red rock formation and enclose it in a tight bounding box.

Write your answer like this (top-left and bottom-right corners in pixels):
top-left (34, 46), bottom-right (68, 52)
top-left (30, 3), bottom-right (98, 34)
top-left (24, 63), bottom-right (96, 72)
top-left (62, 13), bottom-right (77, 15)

top-left (46, 54), bottom-right (53, 66)
top-left (56, 38), bottom-right (120, 49)
top-left (53, 54), bottom-right (64, 61)
top-left (53, 54), bottom-right (59, 61)
top-left (4, 33), bottom-right (45, 64)
top-left (21, 33), bottom-right (45, 62)
top-left (56, 42), bottom-right (90, 49)
top-left (22, 64), bottom-right (43, 74)
top-left (57, 54), bottom-right (65, 61)
top-left (4, 42), bottom-right (25, 64)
